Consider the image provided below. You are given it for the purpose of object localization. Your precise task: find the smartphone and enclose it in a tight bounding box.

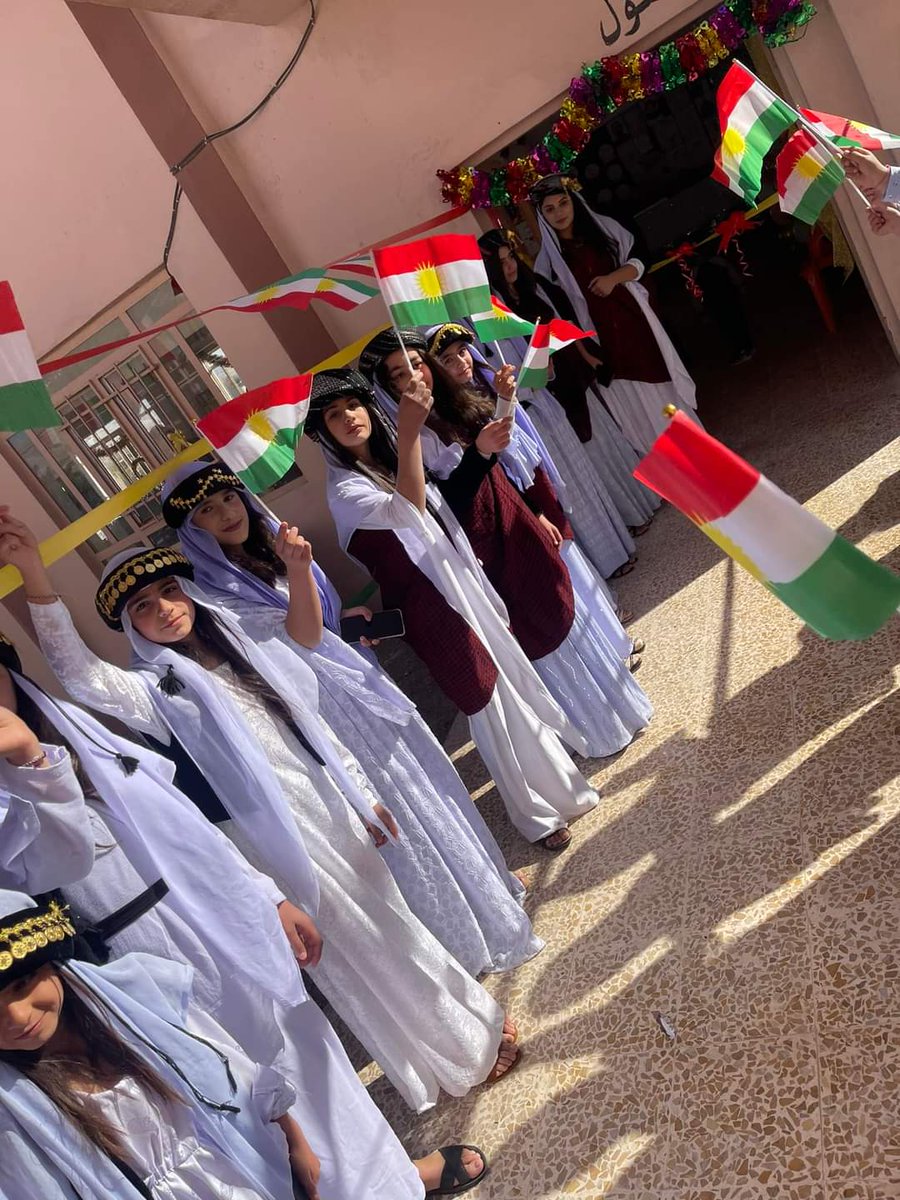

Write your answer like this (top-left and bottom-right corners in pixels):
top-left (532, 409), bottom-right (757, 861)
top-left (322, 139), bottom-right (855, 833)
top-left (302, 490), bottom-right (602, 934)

top-left (339, 608), bottom-right (406, 644)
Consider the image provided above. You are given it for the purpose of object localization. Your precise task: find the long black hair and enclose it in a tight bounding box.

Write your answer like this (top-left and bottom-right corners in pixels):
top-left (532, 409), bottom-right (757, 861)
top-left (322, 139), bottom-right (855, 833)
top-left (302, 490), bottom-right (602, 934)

top-left (225, 496), bottom-right (286, 589)
top-left (168, 603), bottom-right (299, 736)
top-left (0, 970), bottom-right (182, 1164)
top-left (376, 351), bottom-right (494, 448)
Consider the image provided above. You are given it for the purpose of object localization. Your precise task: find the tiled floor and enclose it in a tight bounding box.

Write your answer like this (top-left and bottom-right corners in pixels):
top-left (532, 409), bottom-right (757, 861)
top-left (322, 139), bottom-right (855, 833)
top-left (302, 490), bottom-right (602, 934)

top-left (367, 259), bottom-right (900, 1197)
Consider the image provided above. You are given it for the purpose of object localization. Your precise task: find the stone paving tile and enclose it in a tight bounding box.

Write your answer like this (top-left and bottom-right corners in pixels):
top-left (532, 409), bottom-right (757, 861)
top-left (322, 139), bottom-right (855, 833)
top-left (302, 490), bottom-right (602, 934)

top-left (360, 281), bottom-right (900, 1197)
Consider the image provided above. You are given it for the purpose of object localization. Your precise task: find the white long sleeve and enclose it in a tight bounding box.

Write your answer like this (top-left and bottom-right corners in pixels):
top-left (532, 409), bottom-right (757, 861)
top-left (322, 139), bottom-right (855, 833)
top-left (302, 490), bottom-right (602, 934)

top-left (0, 746), bottom-right (95, 892)
top-left (28, 599), bottom-right (167, 741)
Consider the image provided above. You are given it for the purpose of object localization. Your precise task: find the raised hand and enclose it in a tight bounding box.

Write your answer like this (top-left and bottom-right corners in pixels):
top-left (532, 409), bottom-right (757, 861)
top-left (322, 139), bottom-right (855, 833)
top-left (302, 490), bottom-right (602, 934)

top-left (493, 364), bottom-right (517, 401)
top-left (0, 705), bottom-right (44, 767)
top-left (275, 522), bottom-right (313, 575)
top-left (396, 370), bottom-right (433, 432)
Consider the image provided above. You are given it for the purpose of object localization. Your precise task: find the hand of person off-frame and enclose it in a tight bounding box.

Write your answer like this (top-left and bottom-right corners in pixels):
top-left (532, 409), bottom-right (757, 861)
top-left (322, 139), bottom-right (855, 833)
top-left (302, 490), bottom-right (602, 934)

top-left (841, 146), bottom-right (890, 198)
top-left (867, 202), bottom-right (900, 238)
top-left (0, 508), bottom-right (41, 571)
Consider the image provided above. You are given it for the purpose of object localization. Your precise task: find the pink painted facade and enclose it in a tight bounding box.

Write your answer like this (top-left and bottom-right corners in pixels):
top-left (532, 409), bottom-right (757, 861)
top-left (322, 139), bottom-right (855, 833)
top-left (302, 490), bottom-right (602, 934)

top-left (1, 0), bottom-right (899, 659)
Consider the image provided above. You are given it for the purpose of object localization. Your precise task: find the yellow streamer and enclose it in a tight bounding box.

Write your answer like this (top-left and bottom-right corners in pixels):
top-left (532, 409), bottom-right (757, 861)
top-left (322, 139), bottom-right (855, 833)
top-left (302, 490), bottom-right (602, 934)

top-left (0, 322), bottom-right (391, 598)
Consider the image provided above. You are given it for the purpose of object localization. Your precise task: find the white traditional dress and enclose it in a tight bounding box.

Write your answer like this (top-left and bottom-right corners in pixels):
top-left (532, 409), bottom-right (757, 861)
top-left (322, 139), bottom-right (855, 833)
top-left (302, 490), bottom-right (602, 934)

top-left (327, 465), bottom-right (598, 842)
top-left (167, 465), bottom-right (542, 978)
top-left (0, 708), bottom-right (425, 1199)
top-left (30, 597), bottom-right (505, 1115)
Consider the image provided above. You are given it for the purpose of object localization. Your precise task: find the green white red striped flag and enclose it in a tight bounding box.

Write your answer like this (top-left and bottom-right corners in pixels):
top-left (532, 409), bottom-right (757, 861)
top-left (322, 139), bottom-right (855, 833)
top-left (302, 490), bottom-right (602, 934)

top-left (776, 129), bottom-right (845, 225)
top-left (634, 412), bottom-right (900, 641)
top-left (712, 62), bottom-right (799, 202)
top-left (517, 318), bottom-right (594, 391)
top-left (196, 375), bottom-right (311, 493)
top-left (469, 296), bottom-right (535, 343)
top-left (223, 263), bottom-right (378, 314)
top-left (0, 282), bottom-right (60, 432)
top-left (800, 109), bottom-right (900, 151)
top-left (372, 235), bottom-right (492, 326)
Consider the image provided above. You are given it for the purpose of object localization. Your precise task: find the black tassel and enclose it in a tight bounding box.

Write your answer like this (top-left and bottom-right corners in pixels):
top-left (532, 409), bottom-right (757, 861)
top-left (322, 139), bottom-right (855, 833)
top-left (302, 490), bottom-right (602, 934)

top-left (156, 665), bottom-right (185, 696)
top-left (116, 754), bottom-right (139, 776)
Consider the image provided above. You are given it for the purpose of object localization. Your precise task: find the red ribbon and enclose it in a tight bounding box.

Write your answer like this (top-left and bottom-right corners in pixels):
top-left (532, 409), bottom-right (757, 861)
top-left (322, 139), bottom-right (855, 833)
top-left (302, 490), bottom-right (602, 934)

top-left (715, 210), bottom-right (760, 253)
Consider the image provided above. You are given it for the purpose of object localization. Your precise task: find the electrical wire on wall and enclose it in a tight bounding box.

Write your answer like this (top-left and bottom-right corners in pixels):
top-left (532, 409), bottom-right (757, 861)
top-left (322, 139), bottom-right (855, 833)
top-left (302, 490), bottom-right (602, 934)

top-left (162, 0), bottom-right (317, 289)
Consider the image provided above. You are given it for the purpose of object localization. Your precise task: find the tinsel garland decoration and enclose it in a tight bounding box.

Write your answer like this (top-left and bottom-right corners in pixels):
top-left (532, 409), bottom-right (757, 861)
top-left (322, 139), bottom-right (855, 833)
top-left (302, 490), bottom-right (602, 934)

top-left (437, 0), bottom-right (818, 209)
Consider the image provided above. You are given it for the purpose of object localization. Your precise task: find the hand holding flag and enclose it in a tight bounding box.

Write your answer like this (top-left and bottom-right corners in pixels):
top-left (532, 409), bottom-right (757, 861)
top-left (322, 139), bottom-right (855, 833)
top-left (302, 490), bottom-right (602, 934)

top-left (517, 318), bottom-right (594, 392)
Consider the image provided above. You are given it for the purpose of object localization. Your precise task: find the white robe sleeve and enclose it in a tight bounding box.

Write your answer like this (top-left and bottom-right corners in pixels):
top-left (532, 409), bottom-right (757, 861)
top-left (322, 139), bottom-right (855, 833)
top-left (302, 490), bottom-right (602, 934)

top-left (28, 599), bottom-right (168, 741)
top-left (0, 747), bottom-right (95, 892)
top-left (331, 472), bottom-right (427, 536)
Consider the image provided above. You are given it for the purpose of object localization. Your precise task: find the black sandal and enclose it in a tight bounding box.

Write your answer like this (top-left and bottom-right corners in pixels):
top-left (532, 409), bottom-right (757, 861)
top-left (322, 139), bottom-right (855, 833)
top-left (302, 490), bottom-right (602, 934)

top-left (425, 1145), bottom-right (489, 1196)
top-left (629, 519), bottom-right (653, 537)
top-left (610, 561), bottom-right (635, 579)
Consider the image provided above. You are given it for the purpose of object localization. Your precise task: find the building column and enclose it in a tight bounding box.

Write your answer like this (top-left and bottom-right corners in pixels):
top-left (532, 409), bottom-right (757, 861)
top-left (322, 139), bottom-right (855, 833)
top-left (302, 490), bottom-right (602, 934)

top-left (66, 1), bottom-right (337, 370)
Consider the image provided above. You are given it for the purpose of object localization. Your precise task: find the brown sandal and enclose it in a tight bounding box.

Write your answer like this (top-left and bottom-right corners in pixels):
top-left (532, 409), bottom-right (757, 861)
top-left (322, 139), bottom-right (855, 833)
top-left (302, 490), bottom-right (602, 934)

top-left (610, 561), bottom-right (635, 580)
top-left (484, 1042), bottom-right (521, 1085)
top-left (629, 520), bottom-right (653, 537)
top-left (502, 1016), bottom-right (519, 1044)
top-left (540, 827), bottom-right (572, 853)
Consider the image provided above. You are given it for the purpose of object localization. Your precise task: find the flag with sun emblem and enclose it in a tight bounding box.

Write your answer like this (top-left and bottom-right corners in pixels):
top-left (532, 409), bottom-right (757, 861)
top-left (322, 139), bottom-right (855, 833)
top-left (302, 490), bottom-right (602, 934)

top-left (372, 234), bottom-right (493, 326)
top-left (712, 62), bottom-right (798, 203)
top-left (221, 262), bottom-right (378, 315)
top-left (196, 375), bottom-right (312, 493)
top-left (634, 412), bottom-right (900, 641)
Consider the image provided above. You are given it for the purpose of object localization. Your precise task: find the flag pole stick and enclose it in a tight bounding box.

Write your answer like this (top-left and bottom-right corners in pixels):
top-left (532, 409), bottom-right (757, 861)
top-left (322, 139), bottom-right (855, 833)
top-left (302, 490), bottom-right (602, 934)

top-left (491, 340), bottom-right (518, 420)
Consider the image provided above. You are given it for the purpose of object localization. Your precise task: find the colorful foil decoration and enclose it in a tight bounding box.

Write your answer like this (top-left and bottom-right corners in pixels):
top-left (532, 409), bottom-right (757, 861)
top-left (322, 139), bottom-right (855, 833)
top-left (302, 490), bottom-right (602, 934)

top-left (436, 0), bottom-right (818, 209)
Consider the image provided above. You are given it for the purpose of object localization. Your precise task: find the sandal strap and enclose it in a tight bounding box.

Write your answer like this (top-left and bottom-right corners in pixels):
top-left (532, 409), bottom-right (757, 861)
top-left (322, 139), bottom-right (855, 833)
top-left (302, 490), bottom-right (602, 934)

top-left (439, 1145), bottom-right (481, 1190)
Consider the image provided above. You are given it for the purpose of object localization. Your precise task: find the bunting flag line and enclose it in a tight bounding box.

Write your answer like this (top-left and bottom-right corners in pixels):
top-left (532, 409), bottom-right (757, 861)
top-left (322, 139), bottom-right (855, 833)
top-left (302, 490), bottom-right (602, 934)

top-left (517, 318), bottom-right (594, 391)
top-left (469, 296), bottom-right (535, 343)
top-left (372, 234), bottom-right (492, 327)
top-left (800, 109), bottom-right (900, 151)
top-left (712, 62), bottom-right (799, 202)
top-left (196, 375), bottom-right (312, 493)
top-left (0, 283), bottom-right (60, 432)
top-left (776, 129), bottom-right (846, 225)
top-left (634, 411), bottom-right (900, 641)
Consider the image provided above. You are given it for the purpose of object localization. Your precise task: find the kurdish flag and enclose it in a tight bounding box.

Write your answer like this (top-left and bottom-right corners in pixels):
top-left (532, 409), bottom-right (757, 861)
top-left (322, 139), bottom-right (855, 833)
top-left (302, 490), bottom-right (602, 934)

top-left (223, 266), bottom-right (377, 315)
top-left (634, 412), bottom-right (900, 641)
top-left (196, 375), bottom-right (311, 493)
top-left (776, 129), bottom-right (845, 225)
top-left (713, 62), bottom-right (799, 202)
top-left (470, 296), bottom-right (535, 343)
top-left (373, 235), bottom-right (492, 327)
top-left (518, 319), bottom-right (594, 391)
top-left (800, 109), bottom-right (900, 151)
top-left (0, 282), bottom-right (60, 433)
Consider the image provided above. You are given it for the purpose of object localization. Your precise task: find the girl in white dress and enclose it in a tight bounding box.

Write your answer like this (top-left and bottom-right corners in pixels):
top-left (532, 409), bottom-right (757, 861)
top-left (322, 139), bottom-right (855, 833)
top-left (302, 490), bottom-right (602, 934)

top-left (160, 460), bottom-right (542, 979)
top-left (0, 891), bottom-right (454, 1200)
top-left (361, 329), bottom-right (653, 761)
top-left (307, 367), bottom-right (600, 851)
top-left (0, 515), bottom-right (519, 1116)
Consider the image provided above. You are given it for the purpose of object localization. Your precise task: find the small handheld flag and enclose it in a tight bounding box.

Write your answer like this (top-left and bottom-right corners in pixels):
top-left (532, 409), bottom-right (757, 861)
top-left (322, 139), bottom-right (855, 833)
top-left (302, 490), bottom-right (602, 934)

top-left (634, 412), bottom-right (900, 641)
top-left (712, 62), bottom-right (799, 203)
top-left (517, 318), bottom-right (594, 391)
top-left (196, 375), bottom-right (312, 494)
top-left (776, 129), bottom-right (845, 225)
top-left (372, 235), bottom-right (492, 327)
top-left (470, 296), bottom-right (535, 343)
top-left (0, 283), bottom-right (60, 433)
top-left (800, 109), bottom-right (900, 152)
